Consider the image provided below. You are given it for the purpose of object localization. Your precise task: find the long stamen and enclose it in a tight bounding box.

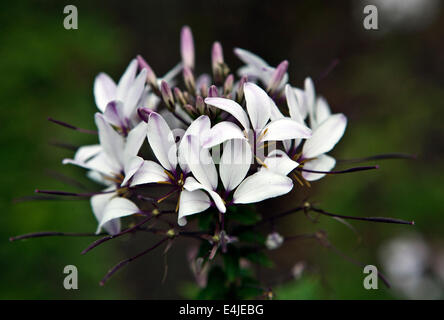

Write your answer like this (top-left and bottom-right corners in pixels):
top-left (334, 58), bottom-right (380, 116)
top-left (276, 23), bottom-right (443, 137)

top-left (81, 215), bottom-right (153, 255)
top-left (46, 170), bottom-right (88, 190)
top-left (48, 117), bottom-right (97, 135)
top-left (34, 189), bottom-right (114, 197)
top-left (337, 153), bottom-right (417, 164)
top-left (10, 231), bottom-right (104, 242)
top-left (298, 165), bottom-right (379, 175)
top-left (99, 237), bottom-right (169, 286)
top-left (157, 188), bottom-right (179, 203)
top-left (311, 207), bottom-right (415, 225)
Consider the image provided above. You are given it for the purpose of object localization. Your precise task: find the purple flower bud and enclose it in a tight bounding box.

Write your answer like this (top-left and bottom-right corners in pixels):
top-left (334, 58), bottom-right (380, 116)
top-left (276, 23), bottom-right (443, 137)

top-left (195, 96), bottom-right (205, 114)
top-left (184, 104), bottom-right (196, 115)
top-left (223, 74), bottom-right (234, 96)
top-left (183, 67), bottom-right (195, 92)
top-left (173, 87), bottom-right (186, 105)
top-left (137, 107), bottom-right (154, 122)
top-left (160, 80), bottom-right (174, 109)
top-left (136, 55), bottom-right (157, 86)
top-left (208, 85), bottom-right (218, 97)
top-left (267, 60), bottom-right (288, 93)
top-left (236, 75), bottom-right (248, 102)
top-left (180, 26), bottom-right (195, 69)
top-left (211, 42), bottom-right (224, 74)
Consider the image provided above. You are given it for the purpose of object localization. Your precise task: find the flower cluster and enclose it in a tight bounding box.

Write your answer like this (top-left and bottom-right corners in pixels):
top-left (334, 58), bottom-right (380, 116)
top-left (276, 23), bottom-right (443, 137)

top-left (63, 26), bottom-right (346, 236)
top-left (13, 26), bottom-right (414, 294)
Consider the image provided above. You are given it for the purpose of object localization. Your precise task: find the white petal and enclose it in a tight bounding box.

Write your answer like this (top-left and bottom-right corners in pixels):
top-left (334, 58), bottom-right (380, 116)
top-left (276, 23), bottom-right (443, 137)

top-left (269, 98), bottom-right (284, 121)
top-left (103, 101), bottom-right (125, 128)
top-left (234, 48), bottom-right (269, 70)
top-left (261, 118), bottom-right (312, 142)
top-left (305, 77), bottom-right (315, 112)
top-left (204, 97), bottom-right (250, 130)
top-left (95, 113), bottom-right (125, 167)
top-left (181, 134), bottom-right (218, 190)
top-left (244, 82), bottom-right (271, 130)
top-left (91, 191), bottom-right (120, 235)
top-left (123, 68), bottom-right (147, 119)
top-left (184, 177), bottom-right (226, 213)
top-left (220, 139), bottom-right (252, 192)
top-left (64, 151), bottom-right (118, 177)
top-left (302, 154), bottom-right (336, 181)
top-left (97, 197), bottom-right (139, 232)
top-left (314, 97), bottom-right (331, 127)
top-left (285, 84), bottom-right (303, 123)
top-left (262, 149), bottom-right (299, 176)
top-left (233, 171), bottom-right (293, 204)
top-left (121, 156), bottom-right (144, 186)
top-left (130, 160), bottom-right (170, 186)
top-left (116, 59), bottom-right (137, 102)
top-left (178, 189), bottom-right (211, 222)
top-left (147, 112), bottom-right (178, 172)
top-left (94, 73), bottom-right (117, 112)
top-left (302, 113), bottom-right (347, 159)
top-left (293, 87), bottom-right (309, 119)
top-left (72, 144), bottom-right (101, 163)
top-left (124, 121), bottom-right (147, 160)
top-left (202, 121), bottom-right (246, 149)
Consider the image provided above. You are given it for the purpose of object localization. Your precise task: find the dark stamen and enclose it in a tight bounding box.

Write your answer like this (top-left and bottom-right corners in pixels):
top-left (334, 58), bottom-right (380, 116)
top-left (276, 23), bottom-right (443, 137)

top-left (81, 215), bottom-right (153, 255)
top-left (99, 237), bottom-right (169, 286)
top-left (35, 189), bottom-right (114, 197)
top-left (48, 117), bottom-right (97, 134)
top-left (337, 153), bottom-right (417, 164)
top-left (46, 170), bottom-right (88, 190)
top-left (311, 207), bottom-right (415, 225)
top-left (10, 231), bottom-right (104, 242)
top-left (299, 165), bottom-right (378, 175)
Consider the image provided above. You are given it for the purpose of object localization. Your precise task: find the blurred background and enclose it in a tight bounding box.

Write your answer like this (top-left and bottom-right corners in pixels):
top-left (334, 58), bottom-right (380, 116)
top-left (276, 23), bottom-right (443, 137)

top-left (1, 0), bottom-right (443, 299)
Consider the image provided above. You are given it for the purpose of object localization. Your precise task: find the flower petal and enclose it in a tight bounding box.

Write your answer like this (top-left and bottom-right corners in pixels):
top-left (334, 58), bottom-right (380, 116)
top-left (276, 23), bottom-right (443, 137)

top-left (178, 189), bottom-right (211, 222)
top-left (184, 177), bottom-right (226, 213)
top-left (121, 156), bottom-right (144, 186)
top-left (147, 112), bottom-right (178, 172)
top-left (302, 113), bottom-right (347, 159)
top-left (130, 160), bottom-right (170, 186)
top-left (116, 59), bottom-right (137, 102)
top-left (204, 97), bottom-right (250, 130)
top-left (94, 73), bottom-right (117, 112)
top-left (103, 101), bottom-right (125, 128)
top-left (220, 139), bottom-right (252, 192)
top-left (122, 68), bottom-right (147, 119)
top-left (244, 82), bottom-right (271, 130)
top-left (285, 84), bottom-right (303, 123)
top-left (97, 197), bottom-right (139, 232)
top-left (201, 121), bottom-right (246, 149)
top-left (302, 154), bottom-right (336, 181)
top-left (314, 97), bottom-right (331, 128)
top-left (261, 118), bottom-right (312, 142)
top-left (95, 113), bottom-right (125, 167)
top-left (124, 121), bottom-right (147, 160)
top-left (261, 149), bottom-right (299, 176)
top-left (233, 171), bottom-right (293, 204)
top-left (91, 191), bottom-right (120, 235)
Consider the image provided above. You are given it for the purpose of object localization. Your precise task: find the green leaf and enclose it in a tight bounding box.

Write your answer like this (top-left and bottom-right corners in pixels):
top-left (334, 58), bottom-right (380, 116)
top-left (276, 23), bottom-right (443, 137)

top-left (236, 229), bottom-right (266, 244)
top-left (223, 247), bottom-right (240, 282)
top-left (244, 250), bottom-right (274, 268)
top-left (196, 266), bottom-right (227, 300)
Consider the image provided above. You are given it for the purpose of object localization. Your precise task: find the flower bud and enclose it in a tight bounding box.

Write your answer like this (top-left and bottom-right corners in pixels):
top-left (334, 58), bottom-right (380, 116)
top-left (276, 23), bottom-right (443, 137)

top-left (180, 26), bottom-right (194, 69)
top-left (136, 55), bottom-right (157, 88)
top-left (208, 85), bottom-right (218, 98)
top-left (183, 67), bottom-right (196, 93)
top-left (195, 96), bottom-right (205, 114)
top-left (211, 42), bottom-right (224, 75)
top-left (184, 104), bottom-right (196, 115)
top-left (267, 60), bottom-right (288, 94)
top-left (265, 232), bottom-right (284, 250)
top-left (223, 74), bottom-right (234, 96)
top-left (173, 87), bottom-right (186, 106)
top-left (137, 107), bottom-right (154, 122)
top-left (236, 75), bottom-right (248, 102)
top-left (160, 81), bottom-right (174, 111)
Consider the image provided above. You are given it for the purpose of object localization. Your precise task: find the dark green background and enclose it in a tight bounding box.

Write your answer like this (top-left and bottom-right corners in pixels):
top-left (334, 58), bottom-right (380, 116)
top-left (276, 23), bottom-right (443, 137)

top-left (1, 1), bottom-right (443, 299)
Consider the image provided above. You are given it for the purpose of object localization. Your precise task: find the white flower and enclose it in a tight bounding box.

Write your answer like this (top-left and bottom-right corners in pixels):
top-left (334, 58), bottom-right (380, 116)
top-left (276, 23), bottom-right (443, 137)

top-left (93, 59), bottom-right (148, 134)
top-left (234, 48), bottom-right (288, 91)
top-left (265, 232), bottom-right (284, 250)
top-left (62, 113), bottom-right (147, 234)
top-left (279, 79), bottom-right (347, 181)
top-left (203, 82), bottom-right (312, 159)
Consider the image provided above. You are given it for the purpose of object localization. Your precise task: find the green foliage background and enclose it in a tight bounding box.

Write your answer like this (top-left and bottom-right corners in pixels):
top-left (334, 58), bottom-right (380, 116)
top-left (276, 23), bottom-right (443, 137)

top-left (0, 1), bottom-right (442, 299)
